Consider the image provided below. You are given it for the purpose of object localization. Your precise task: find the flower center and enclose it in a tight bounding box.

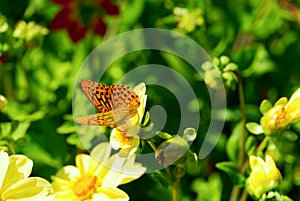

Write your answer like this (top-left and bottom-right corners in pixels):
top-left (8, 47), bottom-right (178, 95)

top-left (116, 131), bottom-right (130, 144)
top-left (73, 175), bottom-right (98, 200)
top-left (275, 107), bottom-right (287, 127)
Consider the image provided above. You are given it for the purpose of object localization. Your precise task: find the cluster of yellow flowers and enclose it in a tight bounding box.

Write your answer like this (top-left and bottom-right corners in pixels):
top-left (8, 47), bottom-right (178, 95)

top-left (245, 88), bottom-right (300, 199)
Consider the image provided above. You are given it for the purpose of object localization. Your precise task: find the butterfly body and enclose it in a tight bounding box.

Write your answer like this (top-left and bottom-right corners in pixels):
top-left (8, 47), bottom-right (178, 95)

top-left (75, 80), bottom-right (140, 128)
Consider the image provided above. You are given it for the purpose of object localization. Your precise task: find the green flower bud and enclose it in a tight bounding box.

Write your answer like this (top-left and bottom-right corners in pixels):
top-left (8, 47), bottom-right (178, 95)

top-left (155, 136), bottom-right (189, 166)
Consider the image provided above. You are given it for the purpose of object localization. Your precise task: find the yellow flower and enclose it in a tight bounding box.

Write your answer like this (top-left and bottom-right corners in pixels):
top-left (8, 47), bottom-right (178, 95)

top-left (0, 150), bottom-right (53, 201)
top-left (246, 154), bottom-right (282, 199)
top-left (261, 88), bottom-right (300, 135)
top-left (110, 82), bottom-right (147, 155)
top-left (51, 142), bottom-right (146, 201)
top-left (174, 7), bottom-right (204, 33)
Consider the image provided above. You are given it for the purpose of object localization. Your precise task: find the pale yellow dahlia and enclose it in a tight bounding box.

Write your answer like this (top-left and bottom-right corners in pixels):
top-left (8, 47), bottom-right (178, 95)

top-left (110, 82), bottom-right (147, 155)
top-left (51, 142), bottom-right (146, 201)
top-left (0, 150), bottom-right (53, 201)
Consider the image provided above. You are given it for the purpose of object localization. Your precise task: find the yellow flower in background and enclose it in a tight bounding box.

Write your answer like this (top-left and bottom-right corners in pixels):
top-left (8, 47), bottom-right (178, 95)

top-left (261, 88), bottom-right (300, 135)
top-left (246, 154), bottom-right (282, 199)
top-left (110, 82), bottom-right (147, 155)
top-left (174, 7), bottom-right (204, 33)
top-left (0, 150), bottom-right (53, 201)
top-left (52, 142), bottom-right (146, 201)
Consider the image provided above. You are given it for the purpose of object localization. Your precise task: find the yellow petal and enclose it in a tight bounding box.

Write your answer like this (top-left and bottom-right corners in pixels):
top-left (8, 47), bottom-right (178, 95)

top-left (90, 142), bottom-right (112, 164)
top-left (118, 155), bottom-right (146, 185)
top-left (90, 142), bottom-right (113, 176)
top-left (118, 138), bottom-right (140, 157)
top-left (265, 155), bottom-right (282, 184)
top-left (1, 154), bottom-right (33, 193)
top-left (133, 82), bottom-right (147, 124)
top-left (101, 154), bottom-right (146, 187)
top-left (2, 177), bottom-right (52, 200)
top-left (0, 151), bottom-right (9, 192)
top-left (273, 97), bottom-right (288, 107)
top-left (133, 82), bottom-right (146, 97)
top-left (109, 129), bottom-right (122, 150)
top-left (286, 88), bottom-right (300, 106)
top-left (76, 154), bottom-right (99, 176)
top-left (101, 155), bottom-right (127, 188)
top-left (249, 156), bottom-right (266, 177)
top-left (52, 190), bottom-right (77, 201)
top-left (285, 88), bottom-right (300, 119)
top-left (265, 155), bottom-right (277, 171)
top-left (52, 165), bottom-right (80, 183)
top-left (92, 187), bottom-right (129, 201)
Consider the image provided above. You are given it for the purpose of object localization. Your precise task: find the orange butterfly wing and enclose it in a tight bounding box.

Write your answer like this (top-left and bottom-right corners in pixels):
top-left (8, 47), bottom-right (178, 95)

top-left (75, 80), bottom-right (140, 127)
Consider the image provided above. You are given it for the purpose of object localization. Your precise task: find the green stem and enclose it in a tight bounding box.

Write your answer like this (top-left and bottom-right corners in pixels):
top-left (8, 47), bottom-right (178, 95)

top-left (19, 55), bottom-right (32, 102)
top-left (241, 137), bottom-right (269, 174)
top-left (172, 178), bottom-right (179, 201)
top-left (224, 70), bottom-right (247, 201)
top-left (2, 65), bottom-right (15, 99)
top-left (147, 140), bottom-right (157, 151)
top-left (1, 141), bottom-right (16, 155)
top-left (7, 142), bottom-right (15, 155)
top-left (236, 72), bottom-right (247, 169)
top-left (147, 140), bottom-right (177, 201)
top-left (230, 137), bottom-right (269, 201)
top-left (229, 186), bottom-right (240, 201)
top-left (239, 187), bottom-right (248, 201)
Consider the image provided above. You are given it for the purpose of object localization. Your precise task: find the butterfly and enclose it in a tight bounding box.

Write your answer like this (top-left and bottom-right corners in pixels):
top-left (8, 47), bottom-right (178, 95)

top-left (75, 80), bottom-right (141, 128)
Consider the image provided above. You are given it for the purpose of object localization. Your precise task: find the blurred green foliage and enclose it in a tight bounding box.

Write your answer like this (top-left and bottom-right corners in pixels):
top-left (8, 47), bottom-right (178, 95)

top-left (1, 0), bottom-right (300, 200)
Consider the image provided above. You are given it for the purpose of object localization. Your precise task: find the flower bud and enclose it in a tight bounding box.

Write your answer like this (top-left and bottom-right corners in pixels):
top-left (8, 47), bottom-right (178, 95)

top-left (155, 136), bottom-right (189, 166)
top-left (0, 95), bottom-right (8, 109)
top-left (246, 154), bottom-right (282, 199)
top-left (0, 15), bottom-right (8, 33)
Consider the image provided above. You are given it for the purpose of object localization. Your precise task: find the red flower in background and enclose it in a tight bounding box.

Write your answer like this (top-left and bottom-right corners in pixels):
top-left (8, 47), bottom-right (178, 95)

top-left (50, 0), bottom-right (119, 42)
top-left (0, 54), bottom-right (8, 64)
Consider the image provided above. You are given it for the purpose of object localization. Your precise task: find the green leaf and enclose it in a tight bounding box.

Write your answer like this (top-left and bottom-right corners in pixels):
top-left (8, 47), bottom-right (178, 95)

top-left (185, 151), bottom-right (200, 175)
top-left (149, 171), bottom-right (171, 188)
top-left (226, 122), bottom-right (242, 162)
top-left (11, 121), bottom-right (30, 140)
top-left (216, 161), bottom-right (246, 187)
top-left (191, 173), bottom-right (222, 201)
top-left (57, 121), bottom-right (76, 134)
top-left (119, 0), bottom-right (145, 31)
top-left (245, 136), bottom-right (257, 155)
top-left (291, 121), bottom-right (300, 133)
top-left (282, 131), bottom-right (298, 141)
top-left (246, 122), bottom-right (264, 135)
top-left (259, 99), bottom-right (272, 114)
top-left (0, 122), bottom-right (12, 136)
top-left (156, 131), bottom-right (172, 140)
top-left (66, 133), bottom-right (85, 150)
